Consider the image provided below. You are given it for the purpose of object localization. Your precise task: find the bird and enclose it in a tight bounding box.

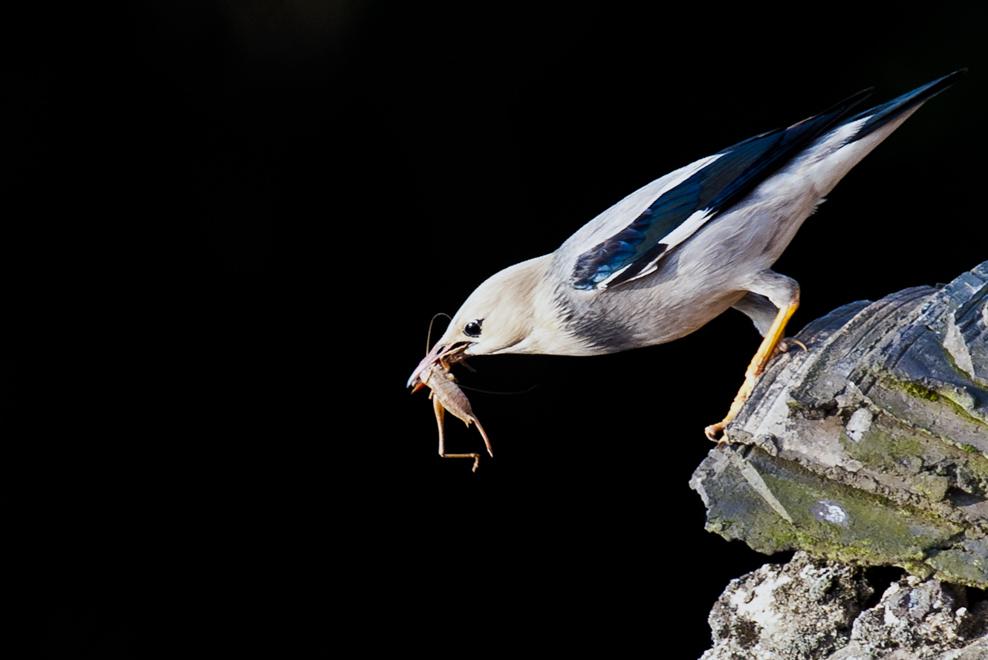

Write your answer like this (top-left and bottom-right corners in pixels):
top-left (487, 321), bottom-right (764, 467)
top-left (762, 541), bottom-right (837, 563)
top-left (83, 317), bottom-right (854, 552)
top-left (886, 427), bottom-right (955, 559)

top-left (407, 70), bottom-right (965, 442)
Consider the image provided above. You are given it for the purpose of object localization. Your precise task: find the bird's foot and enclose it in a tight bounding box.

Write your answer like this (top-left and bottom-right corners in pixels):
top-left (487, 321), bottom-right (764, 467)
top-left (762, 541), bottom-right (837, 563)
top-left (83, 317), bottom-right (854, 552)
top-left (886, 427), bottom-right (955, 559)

top-left (704, 376), bottom-right (756, 443)
top-left (706, 303), bottom-right (799, 444)
top-left (705, 339), bottom-right (807, 444)
top-left (704, 421), bottom-right (728, 444)
top-left (705, 341), bottom-right (806, 443)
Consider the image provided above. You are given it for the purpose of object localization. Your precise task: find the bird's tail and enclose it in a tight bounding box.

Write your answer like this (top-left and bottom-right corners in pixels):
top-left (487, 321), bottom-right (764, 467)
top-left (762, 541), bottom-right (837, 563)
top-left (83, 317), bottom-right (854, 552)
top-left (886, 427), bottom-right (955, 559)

top-left (845, 69), bottom-right (967, 143)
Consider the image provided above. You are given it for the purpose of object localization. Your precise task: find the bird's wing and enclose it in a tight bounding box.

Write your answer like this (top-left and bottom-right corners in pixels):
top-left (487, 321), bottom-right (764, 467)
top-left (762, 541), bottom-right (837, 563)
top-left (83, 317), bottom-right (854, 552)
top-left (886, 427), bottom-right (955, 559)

top-left (569, 89), bottom-right (876, 290)
top-left (570, 68), bottom-right (967, 291)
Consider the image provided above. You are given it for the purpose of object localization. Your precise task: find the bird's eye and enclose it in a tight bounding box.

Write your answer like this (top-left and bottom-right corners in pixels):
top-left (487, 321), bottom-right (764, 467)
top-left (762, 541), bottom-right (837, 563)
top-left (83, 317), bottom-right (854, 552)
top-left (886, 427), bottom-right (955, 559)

top-left (464, 320), bottom-right (483, 337)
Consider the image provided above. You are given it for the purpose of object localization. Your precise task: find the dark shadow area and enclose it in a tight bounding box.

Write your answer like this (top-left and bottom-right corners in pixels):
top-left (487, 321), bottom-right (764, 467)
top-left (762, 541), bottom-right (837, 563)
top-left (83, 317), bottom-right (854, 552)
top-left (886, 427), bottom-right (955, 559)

top-left (862, 565), bottom-right (908, 610)
top-left (968, 585), bottom-right (988, 607)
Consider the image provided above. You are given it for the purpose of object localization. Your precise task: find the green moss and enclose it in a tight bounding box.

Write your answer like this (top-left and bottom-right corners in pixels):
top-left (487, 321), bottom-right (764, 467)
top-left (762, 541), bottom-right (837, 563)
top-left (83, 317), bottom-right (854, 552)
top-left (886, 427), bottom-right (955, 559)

top-left (938, 393), bottom-right (988, 429)
top-left (841, 408), bottom-right (988, 491)
top-left (901, 381), bottom-right (941, 402)
top-left (913, 473), bottom-right (951, 501)
top-left (754, 464), bottom-right (961, 566)
top-left (883, 375), bottom-right (988, 433)
top-left (942, 343), bottom-right (977, 382)
top-left (842, 422), bottom-right (925, 471)
top-left (762, 525), bottom-right (798, 549)
top-left (703, 445), bottom-right (988, 587)
top-left (927, 541), bottom-right (988, 588)
top-left (901, 561), bottom-right (936, 581)
top-left (746, 490), bottom-right (949, 578)
top-left (961, 449), bottom-right (988, 475)
top-left (900, 435), bottom-right (925, 454)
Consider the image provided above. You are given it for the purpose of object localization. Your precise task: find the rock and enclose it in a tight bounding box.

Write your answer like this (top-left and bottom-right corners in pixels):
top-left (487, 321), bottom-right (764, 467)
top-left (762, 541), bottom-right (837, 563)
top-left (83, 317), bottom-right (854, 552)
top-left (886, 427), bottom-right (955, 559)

top-left (690, 261), bottom-right (988, 587)
top-left (831, 575), bottom-right (986, 659)
top-left (701, 552), bottom-right (988, 660)
top-left (701, 552), bottom-right (871, 659)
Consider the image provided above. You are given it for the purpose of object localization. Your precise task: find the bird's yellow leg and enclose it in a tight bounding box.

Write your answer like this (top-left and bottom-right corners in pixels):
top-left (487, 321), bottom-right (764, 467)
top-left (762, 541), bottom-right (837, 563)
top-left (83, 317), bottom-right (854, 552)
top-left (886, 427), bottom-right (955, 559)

top-left (704, 301), bottom-right (799, 442)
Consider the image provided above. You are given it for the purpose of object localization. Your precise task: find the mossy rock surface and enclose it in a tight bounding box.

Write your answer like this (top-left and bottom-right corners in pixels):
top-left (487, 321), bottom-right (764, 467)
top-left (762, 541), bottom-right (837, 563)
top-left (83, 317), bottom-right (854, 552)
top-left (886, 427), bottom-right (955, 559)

top-left (691, 261), bottom-right (988, 588)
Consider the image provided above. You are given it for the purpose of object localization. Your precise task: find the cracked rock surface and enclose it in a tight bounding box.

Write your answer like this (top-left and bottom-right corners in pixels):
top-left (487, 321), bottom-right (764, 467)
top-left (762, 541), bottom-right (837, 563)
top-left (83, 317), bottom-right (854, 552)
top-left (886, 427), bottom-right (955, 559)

top-left (701, 553), bottom-right (988, 660)
top-left (690, 261), bottom-right (988, 587)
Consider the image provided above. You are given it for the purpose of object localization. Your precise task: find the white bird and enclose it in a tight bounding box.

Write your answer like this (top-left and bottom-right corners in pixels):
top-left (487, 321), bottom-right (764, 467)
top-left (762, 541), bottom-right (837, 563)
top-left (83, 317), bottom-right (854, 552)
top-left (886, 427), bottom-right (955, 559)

top-left (408, 70), bottom-right (965, 442)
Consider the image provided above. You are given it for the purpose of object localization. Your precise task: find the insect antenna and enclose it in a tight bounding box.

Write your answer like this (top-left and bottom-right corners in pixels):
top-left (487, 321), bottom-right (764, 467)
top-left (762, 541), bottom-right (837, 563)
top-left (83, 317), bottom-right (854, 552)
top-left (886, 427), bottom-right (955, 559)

top-left (424, 312), bottom-right (451, 352)
top-left (456, 382), bottom-right (539, 396)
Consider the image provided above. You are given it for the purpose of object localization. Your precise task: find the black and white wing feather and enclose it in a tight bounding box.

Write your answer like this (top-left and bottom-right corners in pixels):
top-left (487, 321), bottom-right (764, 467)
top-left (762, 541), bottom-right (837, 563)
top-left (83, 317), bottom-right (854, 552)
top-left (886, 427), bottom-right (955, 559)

top-left (569, 70), bottom-right (963, 291)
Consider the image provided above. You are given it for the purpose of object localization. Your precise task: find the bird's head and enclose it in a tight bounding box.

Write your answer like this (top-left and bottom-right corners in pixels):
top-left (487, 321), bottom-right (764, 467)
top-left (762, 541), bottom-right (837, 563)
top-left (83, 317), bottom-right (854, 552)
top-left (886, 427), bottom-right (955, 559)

top-left (407, 256), bottom-right (555, 388)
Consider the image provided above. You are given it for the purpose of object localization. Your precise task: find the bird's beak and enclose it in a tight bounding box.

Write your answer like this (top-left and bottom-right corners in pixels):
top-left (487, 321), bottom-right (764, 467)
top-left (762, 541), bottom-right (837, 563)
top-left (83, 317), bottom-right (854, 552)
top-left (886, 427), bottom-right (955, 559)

top-left (406, 342), bottom-right (468, 390)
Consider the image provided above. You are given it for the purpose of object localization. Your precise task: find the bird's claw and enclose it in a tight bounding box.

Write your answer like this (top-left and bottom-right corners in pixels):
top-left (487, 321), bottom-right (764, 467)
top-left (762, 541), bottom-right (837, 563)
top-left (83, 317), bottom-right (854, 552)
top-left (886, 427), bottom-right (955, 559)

top-left (704, 423), bottom-right (735, 451)
top-left (705, 337), bottom-right (807, 444)
top-left (775, 337), bottom-right (808, 355)
top-left (704, 422), bottom-right (727, 442)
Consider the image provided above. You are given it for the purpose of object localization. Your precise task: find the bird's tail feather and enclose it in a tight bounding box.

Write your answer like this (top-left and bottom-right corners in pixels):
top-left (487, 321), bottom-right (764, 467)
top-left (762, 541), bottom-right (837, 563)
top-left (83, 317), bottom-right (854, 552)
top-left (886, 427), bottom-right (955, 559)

top-left (847, 69), bottom-right (967, 143)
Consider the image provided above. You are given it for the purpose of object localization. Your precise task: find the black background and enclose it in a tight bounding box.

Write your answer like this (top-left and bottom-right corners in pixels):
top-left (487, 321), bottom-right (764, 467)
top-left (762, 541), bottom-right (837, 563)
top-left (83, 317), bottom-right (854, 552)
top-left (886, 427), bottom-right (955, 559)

top-left (4, 2), bottom-right (986, 656)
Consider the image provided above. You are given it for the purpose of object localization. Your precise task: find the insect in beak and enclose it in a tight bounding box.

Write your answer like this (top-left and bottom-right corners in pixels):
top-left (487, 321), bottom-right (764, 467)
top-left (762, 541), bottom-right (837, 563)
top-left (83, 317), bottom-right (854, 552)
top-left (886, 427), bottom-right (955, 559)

top-left (406, 342), bottom-right (468, 390)
top-left (408, 344), bottom-right (491, 471)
